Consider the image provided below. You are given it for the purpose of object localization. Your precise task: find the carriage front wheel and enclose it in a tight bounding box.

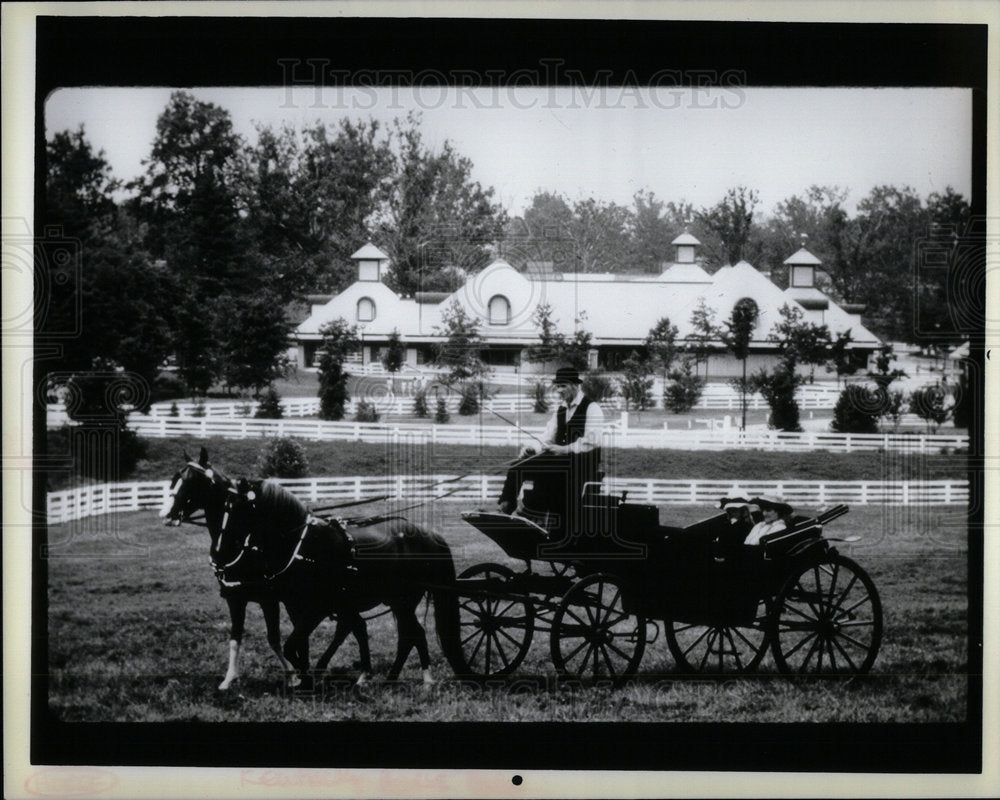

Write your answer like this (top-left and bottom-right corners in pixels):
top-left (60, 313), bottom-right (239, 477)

top-left (550, 573), bottom-right (646, 686)
top-left (666, 598), bottom-right (771, 675)
top-left (770, 553), bottom-right (883, 675)
top-left (457, 563), bottom-right (534, 679)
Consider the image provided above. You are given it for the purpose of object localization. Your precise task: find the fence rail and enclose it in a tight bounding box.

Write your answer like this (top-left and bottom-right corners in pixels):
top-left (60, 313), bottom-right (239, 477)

top-left (101, 414), bottom-right (966, 453)
top-left (46, 476), bottom-right (968, 524)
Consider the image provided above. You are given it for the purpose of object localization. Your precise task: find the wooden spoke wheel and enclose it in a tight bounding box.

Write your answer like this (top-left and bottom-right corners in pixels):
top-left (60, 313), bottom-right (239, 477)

top-left (457, 563), bottom-right (534, 679)
top-left (770, 554), bottom-right (883, 676)
top-left (666, 598), bottom-right (771, 675)
top-left (550, 573), bottom-right (646, 686)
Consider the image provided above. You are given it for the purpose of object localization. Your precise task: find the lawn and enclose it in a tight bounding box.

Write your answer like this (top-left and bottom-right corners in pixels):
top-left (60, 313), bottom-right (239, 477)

top-left (46, 504), bottom-right (970, 723)
top-left (105, 435), bottom-right (966, 490)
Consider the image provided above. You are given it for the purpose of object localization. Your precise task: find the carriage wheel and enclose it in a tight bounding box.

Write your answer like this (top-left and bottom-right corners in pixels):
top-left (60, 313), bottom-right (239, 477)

top-left (457, 563), bottom-right (534, 679)
top-left (550, 573), bottom-right (646, 686)
top-left (666, 599), bottom-right (770, 675)
top-left (770, 554), bottom-right (883, 676)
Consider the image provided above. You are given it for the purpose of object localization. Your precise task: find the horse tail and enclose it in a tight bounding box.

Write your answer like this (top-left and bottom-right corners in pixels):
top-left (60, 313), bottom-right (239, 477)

top-left (427, 537), bottom-right (467, 678)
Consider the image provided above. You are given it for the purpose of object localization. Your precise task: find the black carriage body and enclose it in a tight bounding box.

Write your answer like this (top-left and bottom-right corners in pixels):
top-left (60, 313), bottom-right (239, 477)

top-left (463, 493), bottom-right (831, 626)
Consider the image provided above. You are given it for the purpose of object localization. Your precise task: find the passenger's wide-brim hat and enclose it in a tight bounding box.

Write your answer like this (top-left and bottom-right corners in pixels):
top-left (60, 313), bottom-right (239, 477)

top-left (754, 494), bottom-right (792, 515)
top-left (720, 487), bottom-right (752, 509)
top-left (553, 366), bottom-right (582, 385)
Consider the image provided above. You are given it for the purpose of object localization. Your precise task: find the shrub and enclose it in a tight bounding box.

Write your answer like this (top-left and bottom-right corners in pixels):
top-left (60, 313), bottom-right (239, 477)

top-left (413, 386), bottom-right (429, 418)
top-left (619, 353), bottom-right (654, 411)
top-left (254, 386), bottom-right (284, 419)
top-left (354, 401), bottom-right (380, 423)
top-left (255, 437), bottom-right (309, 479)
top-left (191, 399), bottom-right (206, 418)
top-left (319, 363), bottom-right (350, 420)
top-left (581, 372), bottom-right (615, 402)
top-left (908, 385), bottom-right (948, 432)
top-left (830, 384), bottom-right (879, 434)
top-left (151, 372), bottom-right (187, 403)
top-left (458, 383), bottom-right (482, 416)
top-left (236, 402), bottom-right (253, 417)
top-left (47, 424), bottom-right (148, 482)
top-left (664, 359), bottom-right (705, 413)
top-left (435, 397), bottom-right (450, 424)
top-left (749, 364), bottom-right (802, 432)
top-left (168, 402), bottom-right (179, 418)
top-left (532, 381), bottom-right (549, 414)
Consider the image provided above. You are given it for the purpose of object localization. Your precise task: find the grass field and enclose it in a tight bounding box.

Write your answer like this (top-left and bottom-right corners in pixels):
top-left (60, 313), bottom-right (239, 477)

top-left (47, 503), bottom-right (969, 723)
top-left (93, 435), bottom-right (966, 493)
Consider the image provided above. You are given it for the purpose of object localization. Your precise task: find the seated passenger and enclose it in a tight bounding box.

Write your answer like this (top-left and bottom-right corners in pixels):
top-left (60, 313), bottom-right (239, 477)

top-left (744, 495), bottom-right (793, 545)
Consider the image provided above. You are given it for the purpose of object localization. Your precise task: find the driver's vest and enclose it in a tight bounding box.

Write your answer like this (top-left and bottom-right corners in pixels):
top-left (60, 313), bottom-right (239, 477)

top-left (555, 396), bottom-right (595, 447)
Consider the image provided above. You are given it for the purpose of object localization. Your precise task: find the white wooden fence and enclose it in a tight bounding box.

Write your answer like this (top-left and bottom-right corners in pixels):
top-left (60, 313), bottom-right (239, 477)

top-left (46, 476), bottom-right (969, 524)
top-left (107, 414), bottom-right (966, 454)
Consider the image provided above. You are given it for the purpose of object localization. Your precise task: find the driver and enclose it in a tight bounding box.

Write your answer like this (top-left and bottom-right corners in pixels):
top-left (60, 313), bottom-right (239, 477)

top-left (497, 366), bottom-right (604, 532)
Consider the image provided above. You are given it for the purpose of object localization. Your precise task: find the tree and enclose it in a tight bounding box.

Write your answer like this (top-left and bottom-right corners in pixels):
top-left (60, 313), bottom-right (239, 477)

top-left (254, 386), bottom-right (284, 419)
top-left (524, 302), bottom-right (592, 371)
top-left (378, 113), bottom-right (507, 295)
top-left (629, 190), bottom-right (676, 273)
top-left (769, 303), bottom-right (832, 380)
top-left (696, 186), bottom-right (761, 267)
top-left (219, 289), bottom-right (292, 395)
top-left (826, 329), bottom-right (860, 386)
top-left (434, 300), bottom-right (490, 388)
top-left (256, 437), bottom-right (309, 478)
top-left (619, 352), bottom-right (654, 411)
top-left (830, 384), bottom-right (880, 434)
top-left (316, 318), bottom-right (358, 420)
top-left (748, 362), bottom-right (802, 432)
top-left (664, 357), bottom-right (706, 413)
top-left (721, 298), bottom-right (760, 431)
top-left (908, 386), bottom-right (948, 433)
top-left (645, 317), bottom-right (680, 384)
top-left (45, 127), bottom-right (174, 415)
top-left (686, 298), bottom-right (722, 379)
top-left (381, 329), bottom-right (407, 374)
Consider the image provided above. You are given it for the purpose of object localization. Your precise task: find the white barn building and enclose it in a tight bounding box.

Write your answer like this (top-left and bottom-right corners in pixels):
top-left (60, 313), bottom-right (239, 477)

top-left (294, 237), bottom-right (881, 378)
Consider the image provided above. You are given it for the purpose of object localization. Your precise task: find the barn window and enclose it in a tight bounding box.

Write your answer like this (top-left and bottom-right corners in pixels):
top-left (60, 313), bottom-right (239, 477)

top-left (488, 295), bottom-right (511, 325)
top-left (357, 297), bottom-right (376, 322)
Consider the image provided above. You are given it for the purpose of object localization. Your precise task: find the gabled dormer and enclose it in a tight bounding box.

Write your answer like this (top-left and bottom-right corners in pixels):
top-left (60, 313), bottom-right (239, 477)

top-left (352, 242), bottom-right (389, 282)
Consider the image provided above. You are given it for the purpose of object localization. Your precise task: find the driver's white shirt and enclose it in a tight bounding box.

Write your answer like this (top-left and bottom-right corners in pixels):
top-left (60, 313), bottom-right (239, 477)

top-left (540, 388), bottom-right (605, 454)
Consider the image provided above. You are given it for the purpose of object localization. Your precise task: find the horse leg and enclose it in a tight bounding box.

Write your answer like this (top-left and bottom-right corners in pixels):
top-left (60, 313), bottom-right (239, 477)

top-left (349, 612), bottom-right (373, 689)
top-left (314, 615), bottom-right (352, 674)
top-left (386, 607), bottom-right (424, 683)
top-left (219, 596), bottom-right (246, 690)
top-left (412, 595), bottom-right (435, 688)
top-left (261, 599), bottom-right (298, 687)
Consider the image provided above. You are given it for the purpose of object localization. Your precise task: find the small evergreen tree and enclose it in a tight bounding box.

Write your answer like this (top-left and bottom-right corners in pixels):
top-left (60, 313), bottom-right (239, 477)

top-left (317, 318), bottom-right (358, 421)
top-left (458, 381), bottom-right (483, 415)
top-left (908, 385), bottom-right (948, 432)
top-left (381, 329), bottom-right (406, 379)
top-left (254, 385), bottom-right (284, 418)
top-left (191, 398), bottom-right (206, 418)
top-left (435, 396), bottom-right (450, 424)
top-left (532, 380), bottom-right (549, 413)
top-left (413, 385), bottom-right (429, 418)
top-left (748, 362), bottom-right (802, 432)
top-left (830, 384), bottom-right (880, 434)
top-left (255, 437), bottom-right (309, 478)
top-left (721, 297), bottom-right (759, 430)
top-left (619, 351), bottom-right (654, 411)
top-left (581, 372), bottom-right (615, 402)
top-left (354, 401), bottom-right (380, 423)
top-left (168, 401), bottom-right (179, 417)
top-left (664, 357), bottom-right (706, 413)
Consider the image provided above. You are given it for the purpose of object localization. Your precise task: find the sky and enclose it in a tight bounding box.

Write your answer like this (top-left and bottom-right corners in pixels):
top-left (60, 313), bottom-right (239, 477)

top-left (45, 86), bottom-right (972, 216)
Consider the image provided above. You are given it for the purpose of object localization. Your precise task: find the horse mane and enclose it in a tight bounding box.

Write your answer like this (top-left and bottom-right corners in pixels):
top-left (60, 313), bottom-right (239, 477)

top-left (255, 480), bottom-right (309, 542)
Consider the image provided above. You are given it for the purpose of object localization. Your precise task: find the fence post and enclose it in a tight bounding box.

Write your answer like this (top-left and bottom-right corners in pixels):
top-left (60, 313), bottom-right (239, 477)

top-left (861, 483), bottom-right (868, 504)
top-left (902, 481), bottom-right (910, 505)
top-left (132, 483), bottom-right (140, 512)
top-left (354, 477), bottom-right (362, 500)
top-left (944, 482), bottom-right (952, 504)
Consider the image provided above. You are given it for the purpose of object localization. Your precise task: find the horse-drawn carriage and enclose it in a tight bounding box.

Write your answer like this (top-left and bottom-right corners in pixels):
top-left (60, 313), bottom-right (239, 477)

top-left (455, 484), bottom-right (883, 683)
top-left (161, 450), bottom-right (882, 688)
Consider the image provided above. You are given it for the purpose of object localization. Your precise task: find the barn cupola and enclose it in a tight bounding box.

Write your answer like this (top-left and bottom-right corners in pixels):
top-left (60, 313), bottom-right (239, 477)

top-left (783, 238), bottom-right (822, 289)
top-left (352, 242), bottom-right (389, 282)
top-left (671, 231), bottom-right (701, 265)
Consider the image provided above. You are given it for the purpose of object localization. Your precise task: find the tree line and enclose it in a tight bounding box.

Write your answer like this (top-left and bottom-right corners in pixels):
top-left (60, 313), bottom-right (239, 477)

top-left (46, 90), bottom-right (969, 421)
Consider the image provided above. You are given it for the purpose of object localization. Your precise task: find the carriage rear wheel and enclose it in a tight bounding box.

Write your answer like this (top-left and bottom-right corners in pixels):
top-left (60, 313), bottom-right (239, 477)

top-left (666, 598), bottom-right (770, 675)
top-left (770, 553), bottom-right (883, 675)
top-left (550, 573), bottom-right (646, 686)
top-left (457, 563), bottom-right (534, 679)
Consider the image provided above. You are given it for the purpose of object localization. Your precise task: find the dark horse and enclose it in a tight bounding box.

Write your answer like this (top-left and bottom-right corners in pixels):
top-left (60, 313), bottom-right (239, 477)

top-left (219, 476), bottom-right (466, 689)
top-left (158, 448), bottom-right (297, 690)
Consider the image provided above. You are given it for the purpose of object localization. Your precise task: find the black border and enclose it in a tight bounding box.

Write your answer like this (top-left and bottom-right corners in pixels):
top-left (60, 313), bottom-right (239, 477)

top-left (33, 16), bottom-right (987, 773)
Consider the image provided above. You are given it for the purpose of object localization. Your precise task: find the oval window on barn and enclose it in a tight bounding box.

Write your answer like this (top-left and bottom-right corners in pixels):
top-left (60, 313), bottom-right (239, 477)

top-left (357, 297), bottom-right (376, 322)
top-left (488, 295), bottom-right (511, 325)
